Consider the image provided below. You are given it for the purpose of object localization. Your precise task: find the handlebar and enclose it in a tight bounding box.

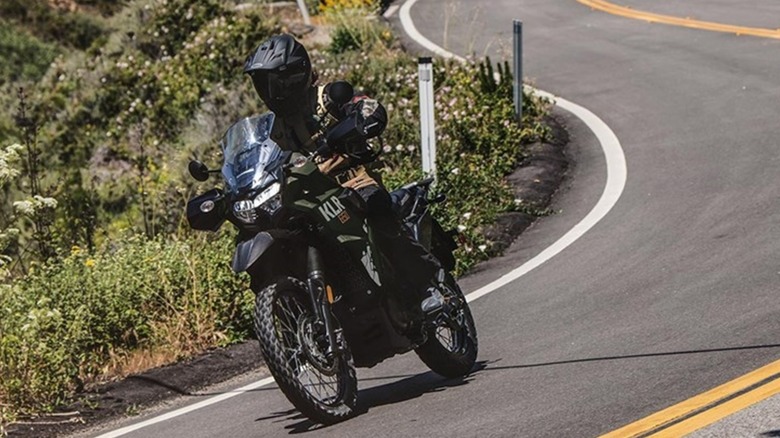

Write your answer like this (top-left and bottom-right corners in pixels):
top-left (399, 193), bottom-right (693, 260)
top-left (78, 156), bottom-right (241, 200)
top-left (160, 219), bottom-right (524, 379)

top-left (401, 176), bottom-right (435, 190)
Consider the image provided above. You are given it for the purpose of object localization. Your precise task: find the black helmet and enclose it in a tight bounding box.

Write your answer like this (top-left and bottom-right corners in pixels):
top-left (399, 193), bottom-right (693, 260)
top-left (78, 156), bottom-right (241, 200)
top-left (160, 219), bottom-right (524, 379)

top-left (244, 34), bottom-right (312, 117)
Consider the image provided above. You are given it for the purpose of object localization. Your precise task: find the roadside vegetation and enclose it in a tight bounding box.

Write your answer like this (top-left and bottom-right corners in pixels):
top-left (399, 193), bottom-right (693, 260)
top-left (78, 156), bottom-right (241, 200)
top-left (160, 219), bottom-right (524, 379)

top-left (0, 0), bottom-right (552, 430)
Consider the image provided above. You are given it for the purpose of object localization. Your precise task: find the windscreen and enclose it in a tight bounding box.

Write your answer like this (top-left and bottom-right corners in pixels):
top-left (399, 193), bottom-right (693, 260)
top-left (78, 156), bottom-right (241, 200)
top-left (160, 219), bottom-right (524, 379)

top-left (221, 114), bottom-right (283, 194)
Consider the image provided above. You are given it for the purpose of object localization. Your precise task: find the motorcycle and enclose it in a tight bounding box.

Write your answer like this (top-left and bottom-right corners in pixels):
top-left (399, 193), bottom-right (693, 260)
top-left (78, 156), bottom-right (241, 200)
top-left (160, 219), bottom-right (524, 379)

top-left (186, 110), bottom-right (478, 424)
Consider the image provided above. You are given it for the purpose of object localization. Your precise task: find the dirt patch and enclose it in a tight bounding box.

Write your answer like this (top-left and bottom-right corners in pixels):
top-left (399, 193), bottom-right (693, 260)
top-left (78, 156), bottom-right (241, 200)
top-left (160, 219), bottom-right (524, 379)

top-left (6, 342), bottom-right (263, 438)
top-left (482, 114), bottom-right (570, 254)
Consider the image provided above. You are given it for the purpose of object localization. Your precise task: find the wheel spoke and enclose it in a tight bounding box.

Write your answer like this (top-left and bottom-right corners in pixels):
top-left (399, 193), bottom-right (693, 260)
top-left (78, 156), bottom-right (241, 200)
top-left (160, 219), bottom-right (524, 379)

top-left (270, 290), bottom-right (345, 406)
top-left (436, 326), bottom-right (454, 350)
top-left (310, 366), bottom-right (338, 400)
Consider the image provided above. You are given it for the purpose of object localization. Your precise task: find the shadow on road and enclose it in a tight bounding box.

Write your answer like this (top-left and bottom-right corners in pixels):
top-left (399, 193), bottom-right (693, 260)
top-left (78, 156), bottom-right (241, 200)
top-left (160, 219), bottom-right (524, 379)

top-left (254, 343), bottom-right (780, 432)
top-left (259, 362), bottom-right (489, 434)
top-left (479, 343), bottom-right (780, 371)
top-left (130, 343), bottom-right (780, 403)
top-left (356, 366), bottom-right (483, 410)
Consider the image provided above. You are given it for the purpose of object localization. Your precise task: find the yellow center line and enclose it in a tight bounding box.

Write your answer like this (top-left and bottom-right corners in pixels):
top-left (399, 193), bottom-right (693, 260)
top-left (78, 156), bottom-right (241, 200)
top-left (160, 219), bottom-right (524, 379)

top-left (651, 377), bottom-right (780, 437)
top-left (600, 357), bottom-right (780, 437)
top-left (577, 0), bottom-right (780, 435)
top-left (577, 0), bottom-right (780, 40)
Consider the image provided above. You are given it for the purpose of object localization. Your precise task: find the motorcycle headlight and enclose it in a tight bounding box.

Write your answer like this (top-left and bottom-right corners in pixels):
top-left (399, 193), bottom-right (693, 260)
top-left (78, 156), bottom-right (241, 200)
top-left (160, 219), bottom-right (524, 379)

top-left (234, 182), bottom-right (282, 223)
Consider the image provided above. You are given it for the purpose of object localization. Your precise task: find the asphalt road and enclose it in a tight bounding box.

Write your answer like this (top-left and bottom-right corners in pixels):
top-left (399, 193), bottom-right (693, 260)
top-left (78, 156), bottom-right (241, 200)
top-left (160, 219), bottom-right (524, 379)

top-left (80, 1), bottom-right (780, 437)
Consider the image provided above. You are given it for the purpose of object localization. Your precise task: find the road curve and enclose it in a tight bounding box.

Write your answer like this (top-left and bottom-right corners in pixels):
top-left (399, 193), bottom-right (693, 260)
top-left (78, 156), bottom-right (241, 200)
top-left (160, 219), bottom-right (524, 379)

top-left (80, 0), bottom-right (780, 437)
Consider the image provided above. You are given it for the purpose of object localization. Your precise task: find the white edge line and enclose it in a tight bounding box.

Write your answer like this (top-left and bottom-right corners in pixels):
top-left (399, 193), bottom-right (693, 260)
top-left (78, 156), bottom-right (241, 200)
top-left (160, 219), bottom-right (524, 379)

top-left (96, 1), bottom-right (627, 436)
top-left (399, 0), bottom-right (627, 302)
top-left (94, 377), bottom-right (275, 438)
top-left (399, 0), bottom-right (466, 62)
top-left (466, 91), bottom-right (627, 302)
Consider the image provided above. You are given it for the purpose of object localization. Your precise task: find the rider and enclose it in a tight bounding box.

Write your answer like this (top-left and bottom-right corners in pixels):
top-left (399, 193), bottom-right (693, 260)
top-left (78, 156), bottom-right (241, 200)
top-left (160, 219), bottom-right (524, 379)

top-left (243, 34), bottom-right (444, 315)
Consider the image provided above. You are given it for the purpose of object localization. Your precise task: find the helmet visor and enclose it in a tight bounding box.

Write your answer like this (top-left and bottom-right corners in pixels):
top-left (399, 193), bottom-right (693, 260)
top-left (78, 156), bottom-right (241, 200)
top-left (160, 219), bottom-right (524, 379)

top-left (251, 69), bottom-right (310, 105)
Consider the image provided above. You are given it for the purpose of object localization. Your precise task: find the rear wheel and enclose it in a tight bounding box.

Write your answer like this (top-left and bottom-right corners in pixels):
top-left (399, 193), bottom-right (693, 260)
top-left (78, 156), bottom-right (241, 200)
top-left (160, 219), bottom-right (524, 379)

top-left (414, 274), bottom-right (478, 378)
top-left (253, 277), bottom-right (357, 424)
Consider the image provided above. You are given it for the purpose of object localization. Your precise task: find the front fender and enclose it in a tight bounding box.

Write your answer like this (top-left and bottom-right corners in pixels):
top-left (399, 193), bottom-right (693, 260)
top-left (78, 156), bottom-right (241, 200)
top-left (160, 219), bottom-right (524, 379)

top-left (232, 232), bottom-right (274, 273)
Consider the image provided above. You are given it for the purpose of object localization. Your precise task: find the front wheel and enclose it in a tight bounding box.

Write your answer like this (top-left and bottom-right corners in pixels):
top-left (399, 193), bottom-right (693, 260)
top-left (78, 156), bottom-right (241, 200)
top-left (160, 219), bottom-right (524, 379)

top-left (253, 277), bottom-right (357, 424)
top-left (414, 274), bottom-right (478, 378)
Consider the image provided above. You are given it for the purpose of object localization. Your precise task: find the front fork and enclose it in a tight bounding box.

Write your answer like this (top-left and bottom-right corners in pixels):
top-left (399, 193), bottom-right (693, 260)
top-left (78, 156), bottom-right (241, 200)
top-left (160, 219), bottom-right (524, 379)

top-left (306, 246), bottom-right (344, 358)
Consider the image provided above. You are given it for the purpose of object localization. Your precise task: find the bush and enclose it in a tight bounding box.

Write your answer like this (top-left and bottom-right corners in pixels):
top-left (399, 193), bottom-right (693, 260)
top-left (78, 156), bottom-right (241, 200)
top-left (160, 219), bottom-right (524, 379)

top-left (7, 0), bottom-right (280, 249)
top-left (0, 22), bottom-right (59, 86)
top-left (0, 0), bottom-right (106, 50)
top-left (0, 232), bottom-right (252, 420)
top-left (322, 3), bottom-right (393, 54)
top-left (320, 0), bottom-right (379, 11)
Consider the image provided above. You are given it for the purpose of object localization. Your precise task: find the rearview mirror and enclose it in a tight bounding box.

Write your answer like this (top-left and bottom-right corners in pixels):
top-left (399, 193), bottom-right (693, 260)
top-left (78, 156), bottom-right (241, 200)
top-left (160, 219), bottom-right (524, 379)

top-left (188, 160), bottom-right (210, 181)
top-left (328, 81), bottom-right (354, 106)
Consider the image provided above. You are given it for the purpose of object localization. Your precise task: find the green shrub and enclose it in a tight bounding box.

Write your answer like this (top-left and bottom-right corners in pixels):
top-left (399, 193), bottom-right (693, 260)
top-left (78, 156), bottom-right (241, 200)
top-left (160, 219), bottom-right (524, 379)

top-left (10, 0), bottom-right (280, 249)
top-left (0, 232), bottom-right (252, 419)
top-left (323, 4), bottom-right (393, 54)
top-left (0, 21), bottom-right (59, 86)
top-left (0, 0), bottom-right (106, 50)
top-left (74, 0), bottom-right (127, 16)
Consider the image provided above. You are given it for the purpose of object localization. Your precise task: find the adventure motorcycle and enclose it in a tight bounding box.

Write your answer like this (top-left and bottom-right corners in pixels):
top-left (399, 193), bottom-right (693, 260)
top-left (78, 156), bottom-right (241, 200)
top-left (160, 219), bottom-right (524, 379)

top-left (186, 111), bottom-right (478, 424)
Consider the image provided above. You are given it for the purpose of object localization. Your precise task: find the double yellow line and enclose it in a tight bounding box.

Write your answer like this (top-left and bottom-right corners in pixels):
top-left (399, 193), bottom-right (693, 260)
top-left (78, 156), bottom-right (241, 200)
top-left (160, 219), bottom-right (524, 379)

top-left (601, 358), bottom-right (780, 437)
top-left (576, 1), bottom-right (780, 434)
top-left (578, 0), bottom-right (780, 40)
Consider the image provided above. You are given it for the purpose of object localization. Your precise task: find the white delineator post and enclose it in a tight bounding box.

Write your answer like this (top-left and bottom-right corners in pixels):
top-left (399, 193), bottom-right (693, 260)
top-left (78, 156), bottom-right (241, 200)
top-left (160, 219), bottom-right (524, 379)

top-left (418, 57), bottom-right (437, 178)
top-left (296, 0), bottom-right (312, 26)
top-left (513, 19), bottom-right (523, 124)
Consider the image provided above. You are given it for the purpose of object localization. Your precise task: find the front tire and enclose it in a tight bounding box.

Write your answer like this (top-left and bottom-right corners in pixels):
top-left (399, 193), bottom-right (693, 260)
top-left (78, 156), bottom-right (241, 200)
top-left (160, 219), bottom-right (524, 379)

top-left (414, 274), bottom-right (478, 378)
top-left (253, 277), bottom-right (357, 424)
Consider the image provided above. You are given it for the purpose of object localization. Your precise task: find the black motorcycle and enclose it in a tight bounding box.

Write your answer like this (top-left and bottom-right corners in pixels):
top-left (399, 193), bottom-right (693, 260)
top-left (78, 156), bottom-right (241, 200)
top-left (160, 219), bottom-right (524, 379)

top-left (186, 111), bottom-right (478, 424)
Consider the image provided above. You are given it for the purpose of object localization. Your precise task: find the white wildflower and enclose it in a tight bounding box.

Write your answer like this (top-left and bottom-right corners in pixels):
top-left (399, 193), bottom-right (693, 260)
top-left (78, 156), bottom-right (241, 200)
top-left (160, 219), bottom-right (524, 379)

top-left (13, 200), bottom-right (33, 215)
top-left (451, 167), bottom-right (460, 175)
top-left (0, 144), bottom-right (23, 183)
top-left (457, 224), bottom-right (467, 232)
top-left (478, 245), bottom-right (487, 252)
top-left (36, 196), bottom-right (57, 209)
top-left (462, 212), bottom-right (472, 220)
